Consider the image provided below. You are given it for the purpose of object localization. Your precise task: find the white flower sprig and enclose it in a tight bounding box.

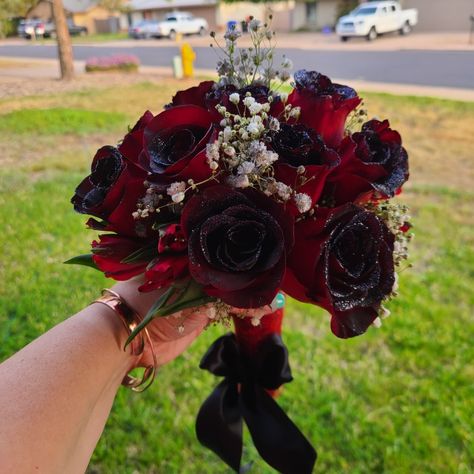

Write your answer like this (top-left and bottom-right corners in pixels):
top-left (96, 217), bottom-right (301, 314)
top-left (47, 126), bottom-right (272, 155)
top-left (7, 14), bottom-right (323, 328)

top-left (206, 92), bottom-right (312, 213)
top-left (210, 16), bottom-right (293, 90)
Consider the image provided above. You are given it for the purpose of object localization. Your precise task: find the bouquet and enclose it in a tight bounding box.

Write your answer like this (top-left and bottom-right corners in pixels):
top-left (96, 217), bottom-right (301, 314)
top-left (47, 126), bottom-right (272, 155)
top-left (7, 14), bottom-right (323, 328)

top-left (69, 19), bottom-right (410, 473)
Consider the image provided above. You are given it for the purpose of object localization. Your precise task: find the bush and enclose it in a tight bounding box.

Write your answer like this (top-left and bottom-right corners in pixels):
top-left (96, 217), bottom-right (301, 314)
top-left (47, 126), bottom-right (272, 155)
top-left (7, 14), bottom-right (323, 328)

top-left (85, 54), bottom-right (140, 73)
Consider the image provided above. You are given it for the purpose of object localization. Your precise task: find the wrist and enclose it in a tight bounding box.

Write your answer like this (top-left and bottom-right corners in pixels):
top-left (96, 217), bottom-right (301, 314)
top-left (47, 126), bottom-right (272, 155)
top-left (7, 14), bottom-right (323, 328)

top-left (93, 287), bottom-right (158, 391)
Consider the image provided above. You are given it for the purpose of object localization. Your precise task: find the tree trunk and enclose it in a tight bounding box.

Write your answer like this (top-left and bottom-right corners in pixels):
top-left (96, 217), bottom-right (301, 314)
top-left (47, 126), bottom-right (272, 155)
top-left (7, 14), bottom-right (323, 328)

top-left (51, 0), bottom-right (74, 80)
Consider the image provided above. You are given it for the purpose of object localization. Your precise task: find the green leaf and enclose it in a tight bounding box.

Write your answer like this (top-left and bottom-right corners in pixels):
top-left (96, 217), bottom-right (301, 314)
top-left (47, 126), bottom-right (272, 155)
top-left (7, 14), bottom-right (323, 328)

top-left (125, 285), bottom-right (176, 347)
top-left (120, 243), bottom-right (158, 264)
top-left (152, 220), bottom-right (179, 231)
top-left (125, 279), bottom-right (216, 346)
top-left (64, 254), bottom-right (98, 270)
top-left (157, 279), bottom-right (216, 316)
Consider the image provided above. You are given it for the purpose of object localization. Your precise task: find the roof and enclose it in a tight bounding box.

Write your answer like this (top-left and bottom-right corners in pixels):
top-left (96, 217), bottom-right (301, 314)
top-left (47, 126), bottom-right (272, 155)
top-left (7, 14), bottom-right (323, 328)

top-left (62, 0), bottom-right (99, 13)
top-left (126, 0), bottom-right (216, 12)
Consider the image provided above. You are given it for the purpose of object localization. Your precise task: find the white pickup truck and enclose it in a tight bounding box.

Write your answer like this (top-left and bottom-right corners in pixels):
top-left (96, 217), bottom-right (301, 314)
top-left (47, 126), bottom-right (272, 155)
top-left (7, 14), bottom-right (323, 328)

top-left (155, 12), bottom-right (208, 40)
top-left (336, 1), bottom-right (418, 42)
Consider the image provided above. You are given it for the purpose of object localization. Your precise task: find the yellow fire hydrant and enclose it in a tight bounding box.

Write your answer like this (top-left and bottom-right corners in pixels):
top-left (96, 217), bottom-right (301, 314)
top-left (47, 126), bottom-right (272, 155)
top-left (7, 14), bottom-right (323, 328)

top-left (181, 43), bottom-right (195, 78)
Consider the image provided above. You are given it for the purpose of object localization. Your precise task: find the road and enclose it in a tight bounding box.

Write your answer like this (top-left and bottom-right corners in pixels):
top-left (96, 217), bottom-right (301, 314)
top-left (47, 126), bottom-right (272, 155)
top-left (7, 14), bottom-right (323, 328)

top-left (1, 43), bottom-right (473, 89)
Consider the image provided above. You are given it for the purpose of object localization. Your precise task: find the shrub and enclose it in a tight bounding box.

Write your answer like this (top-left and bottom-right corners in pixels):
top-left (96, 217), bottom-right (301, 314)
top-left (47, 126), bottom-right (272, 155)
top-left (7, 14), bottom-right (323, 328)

top-left (85, 54), bottom-right (140, 73)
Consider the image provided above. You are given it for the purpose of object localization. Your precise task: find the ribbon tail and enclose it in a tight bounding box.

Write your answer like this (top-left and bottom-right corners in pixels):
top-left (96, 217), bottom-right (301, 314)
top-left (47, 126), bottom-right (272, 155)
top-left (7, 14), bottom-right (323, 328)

top-left (240, 385), bottom-right (317, 474)
top-left (196, 379), bottom-right (243, 472)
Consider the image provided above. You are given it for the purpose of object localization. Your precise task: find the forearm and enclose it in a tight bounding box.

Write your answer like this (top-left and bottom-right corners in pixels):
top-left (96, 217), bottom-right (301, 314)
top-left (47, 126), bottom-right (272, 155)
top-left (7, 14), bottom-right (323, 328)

top-left (0, 302), bottom-right (136, 473)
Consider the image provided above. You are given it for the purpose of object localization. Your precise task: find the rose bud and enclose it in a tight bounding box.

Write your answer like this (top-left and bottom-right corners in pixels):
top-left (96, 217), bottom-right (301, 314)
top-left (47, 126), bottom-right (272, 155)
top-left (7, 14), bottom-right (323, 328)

top-left (91, 234), bottom-right (149, 280)
top-left (287, 69), bottom-right (361, 148)
top-left (140, 224), bottom-right (189, 292)
top-left (284, 205), bottom-right (395, 338)
top-left (71, 146), bottom-right (148, 237)
top-left (325, 119), bottom-right (409, 205)
top-left (271, 123), bottom-right (340, 212)
top-left (181, 185), bottom-right (294, 308)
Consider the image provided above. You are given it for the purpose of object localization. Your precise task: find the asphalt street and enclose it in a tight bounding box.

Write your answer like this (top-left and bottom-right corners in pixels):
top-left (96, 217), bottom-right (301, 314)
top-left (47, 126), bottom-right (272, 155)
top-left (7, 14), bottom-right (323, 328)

top-left (1, 43), bottom-right (473, 89)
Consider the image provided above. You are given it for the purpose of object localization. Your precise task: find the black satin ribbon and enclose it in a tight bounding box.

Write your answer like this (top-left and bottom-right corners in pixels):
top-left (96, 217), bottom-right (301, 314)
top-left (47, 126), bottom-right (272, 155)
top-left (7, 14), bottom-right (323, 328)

top-left (196, 333), bottom-right (317, 473)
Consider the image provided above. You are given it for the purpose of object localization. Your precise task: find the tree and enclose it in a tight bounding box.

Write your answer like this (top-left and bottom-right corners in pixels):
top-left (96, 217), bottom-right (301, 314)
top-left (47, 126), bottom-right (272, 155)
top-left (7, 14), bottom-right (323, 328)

top-left (97, 0), bottom-right (130, 13)
top-left (51, 0), bottom-right (75, 80)
top-left (336, 0), bottom-right (360, 19)
top-left (0, 0), bottom-right (36, 38)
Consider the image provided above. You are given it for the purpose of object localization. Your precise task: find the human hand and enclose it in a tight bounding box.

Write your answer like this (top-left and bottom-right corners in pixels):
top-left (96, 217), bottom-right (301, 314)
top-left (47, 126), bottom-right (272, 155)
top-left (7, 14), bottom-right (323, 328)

top-left (111, 279), bottom-right (284, 368)
top-left (111, 279), bottom-right (210, 368)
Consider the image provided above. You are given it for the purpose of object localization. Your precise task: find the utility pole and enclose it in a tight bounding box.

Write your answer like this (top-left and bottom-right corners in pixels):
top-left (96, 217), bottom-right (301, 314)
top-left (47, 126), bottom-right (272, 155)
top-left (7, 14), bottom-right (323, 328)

top-left (51, 0), bottom-right (74, 80)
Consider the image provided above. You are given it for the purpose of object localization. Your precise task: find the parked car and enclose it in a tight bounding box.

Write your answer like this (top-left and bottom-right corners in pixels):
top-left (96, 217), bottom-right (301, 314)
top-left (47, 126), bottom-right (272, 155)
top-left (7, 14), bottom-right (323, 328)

top-left (43, 20), bottom-right (88, 38)
top-left (17, 19), bottom-right (45, 38)
top-left (336, 1), bottom-right (418, 41)
top-left (128, 20), bottom-right (161, 39)
top-left (154, 12), bottom-right (208, 40)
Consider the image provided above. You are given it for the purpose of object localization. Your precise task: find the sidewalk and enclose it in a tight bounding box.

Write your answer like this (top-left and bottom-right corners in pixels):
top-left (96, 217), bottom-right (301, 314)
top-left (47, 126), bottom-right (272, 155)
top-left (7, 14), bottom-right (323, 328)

top-left (1, 55), bottom-right (473, 102)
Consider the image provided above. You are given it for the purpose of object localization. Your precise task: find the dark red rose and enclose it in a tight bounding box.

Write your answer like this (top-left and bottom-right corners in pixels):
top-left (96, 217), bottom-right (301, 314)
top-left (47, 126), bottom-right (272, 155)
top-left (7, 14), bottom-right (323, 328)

top-left (181, 185), bottom-right (294, 308)
top-left (287, 69), bottom-right (361, 148)
top-left (119, 106), bottom-right (215, 183)
top-left (118, 110), bottom-right (154, 162)
top-left (139, 106), bottom-right (215, 183)
top-left (91, 234), bottom-right (149, 280)
top-left (284, 205), bottom-right (395, 338)
top-left (140, 224), bottom-right (189, 291)
top-left (168, 81), bottom-right (215, 109)
top-left (271, 124), bottom-right (340, 212)
top-left (72, 146), bottom-right (149, 237)
top-left (325, 119), bottom-right (409, 205)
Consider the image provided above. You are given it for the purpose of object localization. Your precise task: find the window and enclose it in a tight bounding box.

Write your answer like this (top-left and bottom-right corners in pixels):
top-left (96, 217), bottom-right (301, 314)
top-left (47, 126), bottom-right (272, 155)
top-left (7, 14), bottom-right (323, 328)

top-left (353, 7), bottom-right (377, 16)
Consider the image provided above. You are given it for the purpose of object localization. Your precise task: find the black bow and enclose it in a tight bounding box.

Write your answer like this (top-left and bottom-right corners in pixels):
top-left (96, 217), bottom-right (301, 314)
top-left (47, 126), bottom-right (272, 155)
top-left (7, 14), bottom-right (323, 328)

top-left (196, 333), bottom-right (317, 473)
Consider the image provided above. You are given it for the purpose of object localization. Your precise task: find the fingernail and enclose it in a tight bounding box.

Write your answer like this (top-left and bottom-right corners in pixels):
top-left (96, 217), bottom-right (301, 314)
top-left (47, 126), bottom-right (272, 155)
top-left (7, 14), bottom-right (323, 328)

top-left (271, 293), bottom-right (285, 311)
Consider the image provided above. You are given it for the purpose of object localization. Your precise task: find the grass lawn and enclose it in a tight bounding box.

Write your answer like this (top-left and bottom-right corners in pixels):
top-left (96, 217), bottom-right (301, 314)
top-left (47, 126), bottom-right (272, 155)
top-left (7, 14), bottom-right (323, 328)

top-left (0, 80), bottom-right (473, 473)
top-left (37, 32), bottom-right (129, 44)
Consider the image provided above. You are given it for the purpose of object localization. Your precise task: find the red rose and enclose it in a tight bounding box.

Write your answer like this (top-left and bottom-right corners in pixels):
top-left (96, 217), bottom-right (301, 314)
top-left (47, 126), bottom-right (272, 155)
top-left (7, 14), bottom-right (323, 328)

top-left (325, 119), bottom-right (409, 205)
top-left (140, 224), bottom-right (189, 291)
top-left (271, 123), bottom-right (340, 213)
top-left (91, 234), bottom-right (149, 280)
top-left (168, 80), bottom-right (215, 109)
top-left (71, 146), bottom-right (149, 237)
top-left (287, 70), bottom-right (361, 148)
top-left (118, 110), bottom-right (154, 162)
top-left (284, 205), bottom-right (395, 338)
top-left (181, 185), bottom-right (294, 308)
top-left (120, 105), bottom-right (215, 183)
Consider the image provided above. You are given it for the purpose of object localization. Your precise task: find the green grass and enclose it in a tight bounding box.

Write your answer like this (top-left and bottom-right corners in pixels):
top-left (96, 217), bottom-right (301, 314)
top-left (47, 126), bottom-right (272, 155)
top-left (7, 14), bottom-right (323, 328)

top-left (38, 32), bottom-right (129, 44)
top-left (0, 107), bottom-right (126, 135)
top-left (0, 83), bottom-right (473, 473)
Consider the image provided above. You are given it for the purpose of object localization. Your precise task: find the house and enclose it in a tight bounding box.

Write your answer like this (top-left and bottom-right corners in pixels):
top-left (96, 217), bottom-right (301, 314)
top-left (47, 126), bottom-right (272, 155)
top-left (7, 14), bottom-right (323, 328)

top-left (120, 0), bottom-right (218, 30)
top-left (120, 0), bottom-right (340, 32)
top-left (400, 0), bottom-right (474, 31)
top-left (27, 0), bottom-right (120, 34)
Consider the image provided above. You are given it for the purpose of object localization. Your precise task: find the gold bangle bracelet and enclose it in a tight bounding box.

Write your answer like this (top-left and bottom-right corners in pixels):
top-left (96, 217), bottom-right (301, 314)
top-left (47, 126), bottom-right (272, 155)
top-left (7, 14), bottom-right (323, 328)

top-left (94, 289), bottom-right (157, 392)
